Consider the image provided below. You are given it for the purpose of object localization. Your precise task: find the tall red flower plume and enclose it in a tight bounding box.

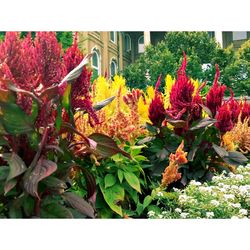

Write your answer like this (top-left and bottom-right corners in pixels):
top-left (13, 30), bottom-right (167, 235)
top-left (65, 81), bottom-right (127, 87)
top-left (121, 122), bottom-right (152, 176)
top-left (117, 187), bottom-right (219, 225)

top-left (63, 34), bottom-right (98, 125)
top-left (148, 75), bottom-right (165, 126)
top-left (240, 98), bottom-right (250, 122)
top-left (34, 32), bottom-right (66, 88)
top-left (206, 64), bottom-right (226, 117)
top-left (216, 104), bottom-right (233, 133)
top-left (169, 54), bottom-right (194, 114)
top-left (226, 89), bottom-right (241, 123)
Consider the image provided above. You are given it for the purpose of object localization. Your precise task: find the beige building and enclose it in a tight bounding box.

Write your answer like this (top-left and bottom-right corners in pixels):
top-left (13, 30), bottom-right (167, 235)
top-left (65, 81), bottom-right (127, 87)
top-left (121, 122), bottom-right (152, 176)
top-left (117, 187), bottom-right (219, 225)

top-left (78, 31), bottom-right (250, 79)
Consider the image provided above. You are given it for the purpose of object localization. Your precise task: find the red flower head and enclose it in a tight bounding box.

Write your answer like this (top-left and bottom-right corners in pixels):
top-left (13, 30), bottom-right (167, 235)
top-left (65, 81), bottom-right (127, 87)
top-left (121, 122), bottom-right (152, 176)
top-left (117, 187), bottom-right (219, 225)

top-left (34, 32), bottom-right (66, 88)
top-left (206, 65), bottom-right (227, 117)
top-left (240, 98), bottom-right (250, 122)
top-left (216, 104), bottom-right (233, 133)
top-left (169, 53), bottom-right (194, 116)
top-left (123, 89), bottom-right (141, 108)
top-left (148, 75), bottom-right (166, 126)
top-left (226, 89), bottom-right (241, 123)
top-left (63, 34), bottom-right (98, 125)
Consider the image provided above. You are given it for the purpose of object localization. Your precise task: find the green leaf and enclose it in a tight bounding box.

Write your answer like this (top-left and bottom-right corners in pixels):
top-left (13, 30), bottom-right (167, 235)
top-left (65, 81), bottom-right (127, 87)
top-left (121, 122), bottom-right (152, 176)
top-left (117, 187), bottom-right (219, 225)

top-left (136, 202), bottom-right (144, 215)
top-left (23, 196), bottom-right (35, 217)
top-left (223, 151), bottom-right (248, 166)
top-left (23, 157), bottom-right (57, 198)
top-left (56, 103), bottom-right (62, 132)
top-left (189, 117), bottom-right (217, 131)
top-left (165, 118), bottom-right (186, 128)
top-left (4, 179), bottom-right (17, 195)
top-left (41, 202), bottom-right (73, 218)
top-left (31, 101), bottom-right (39, 121)
top-left (145, 122), bottom-right (159, 134)
top-left (42, 176), bottom-right (67, 191)
top-left (199, 104), bottom-right (213, 117)
top-left (0, 166), bottom-right (9, 181)
top-left (212, 144), bottom-right (229, 158)
top-left (3, 153), bottom-right (27, 182)
top-left (104, 174), bottom-right (116, 188)
top-left (9, 205), bottom-right (23, 218)
top-left (124, 172), bottom-right (141, 194)
top-left (63, 192), bottom-right (95, 218)
top-left (62, 84), bottom-right (71, 113)
top-left (137, 136), bottom-right (155, 145)
top-left (117, 169), bottom-right (124, 183)
top-left (0, 102), bottom-right (34, 135)
top-left (130, 145), bottom-right (146, 157)
top-left (143, 195), bottom-right (153, 210)
top-left (88, 133), bottom-right (131, 159)
top-left (100, 182), bottom-right (124, 217)
top-left (134, 155), bottom-right (148, 162)
top-left (93, 96), bottom-right (115, 111)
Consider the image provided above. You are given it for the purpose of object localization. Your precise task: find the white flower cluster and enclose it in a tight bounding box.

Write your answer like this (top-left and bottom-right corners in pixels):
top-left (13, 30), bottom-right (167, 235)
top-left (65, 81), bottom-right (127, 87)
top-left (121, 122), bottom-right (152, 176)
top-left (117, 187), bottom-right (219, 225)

top-left (149, 163), bottom-right (250, 219)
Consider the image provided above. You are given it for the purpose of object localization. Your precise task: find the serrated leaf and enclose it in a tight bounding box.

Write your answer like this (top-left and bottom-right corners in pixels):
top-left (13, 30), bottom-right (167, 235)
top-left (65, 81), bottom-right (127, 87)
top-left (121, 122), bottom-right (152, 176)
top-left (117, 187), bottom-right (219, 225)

top-left (63, 192), bottom-right (95, 218)
top-left (41, 202), bottom-right (73, 218)
top-left (88, 133), bottom-right (131, 159)
top-left (100, 182), bottom-right (124, 217)
top-left (143, 195), bottom-right (153, 210)
top-left (23, 157), bottom-right (57, 198)
top-left (3, 153), bottom-right (27, 182)
top-left (117, 169), bottom-right (124, 183)
top-left (104, 174), bottom-right (116, 188)
top-left (124, 172), bottom-right (141, 193)
top-left (189, 117), bottom-right (217, 131)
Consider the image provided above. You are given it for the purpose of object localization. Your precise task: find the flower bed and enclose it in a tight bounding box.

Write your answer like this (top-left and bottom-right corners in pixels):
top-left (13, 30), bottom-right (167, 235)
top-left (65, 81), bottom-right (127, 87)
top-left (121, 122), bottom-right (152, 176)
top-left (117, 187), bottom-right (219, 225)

top-left (148, 164), bottom-right (250, 219)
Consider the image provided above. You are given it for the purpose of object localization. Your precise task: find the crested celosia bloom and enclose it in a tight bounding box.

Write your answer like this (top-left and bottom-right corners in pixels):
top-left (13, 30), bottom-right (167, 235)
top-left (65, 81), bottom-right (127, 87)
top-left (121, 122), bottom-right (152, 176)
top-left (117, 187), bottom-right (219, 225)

top-left (206, 64), bottom-right (227, 118)
top-left (161, 140), bottom-right (187, 188)
top-left (169, 55), bottom-right (194, 115)
top-left (148, 75), bottom-right (166, 126)
top-left (216, 104), bottom-right (234, 133)
top-left (240, 98), bottom-right (250, 123)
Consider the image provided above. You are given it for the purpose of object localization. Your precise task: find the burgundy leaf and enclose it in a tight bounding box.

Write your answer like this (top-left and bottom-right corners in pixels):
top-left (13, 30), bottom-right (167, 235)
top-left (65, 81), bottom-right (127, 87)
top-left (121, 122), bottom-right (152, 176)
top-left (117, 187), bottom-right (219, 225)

top-left (23, 156), bottom-right (57, 198)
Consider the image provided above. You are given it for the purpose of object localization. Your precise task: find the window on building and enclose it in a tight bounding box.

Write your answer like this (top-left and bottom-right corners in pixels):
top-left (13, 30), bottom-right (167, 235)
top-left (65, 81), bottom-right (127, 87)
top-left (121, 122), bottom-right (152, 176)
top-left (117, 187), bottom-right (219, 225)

top-left (138, 35), bottom-right (144, 53)
top-left (233, 32), bottom-right (247, 41)
top-left (110, 59), bottom-right (117, 78)
top-left (124, 34), bottom-right (131, 52)
top-left (91, 48), bottom-right (101, 80)
top-left (110, 31), bottom-right (116, 43)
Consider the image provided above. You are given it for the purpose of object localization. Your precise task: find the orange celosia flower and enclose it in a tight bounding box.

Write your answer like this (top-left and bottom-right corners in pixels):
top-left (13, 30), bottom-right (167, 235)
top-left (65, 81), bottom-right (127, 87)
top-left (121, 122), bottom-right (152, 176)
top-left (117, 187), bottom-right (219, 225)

top-left (161, 140), bottom-right (187, 188)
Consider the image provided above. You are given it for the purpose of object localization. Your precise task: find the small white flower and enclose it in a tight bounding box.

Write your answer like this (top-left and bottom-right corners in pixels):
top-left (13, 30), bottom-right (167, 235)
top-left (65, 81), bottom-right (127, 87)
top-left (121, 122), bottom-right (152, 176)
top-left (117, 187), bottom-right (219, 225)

top-left (219, 187), bottom-right (226, 193)
top-left (212, 176), bottom-right (222, 182)
top-left (147, 211), bottom-right (155, 217)
top-left (235, 174), bottom-right (244, 181)
top-left (162, 211), bottom-right (168, 215)
top-left (210, 200), bottom-right (220, 206)
top-left (228, 173), bottom-right (235, 178)
top-left (173, 187), bottom-right (180, 192)
top-left (231, 185), bottom-right (239, 190)
top-left (190, 180), bottom-right (202, 186)
top-left (175, 208), bottom-right (182, 213)
top-left (157, 191), bottom-right (164, 197)
top-left (223, 194), bottom-right (235, 200)
top-left (179, 195), bottom-right (189, 204)
top-left (158, 214), bottom-right (163, 219)
top-left (239, 209), bottom-right (248, 216)
top-left (231, 216), bottom-right (239, 219)
top-left (180, 212), bottom-right (189, 219)
top-left (231, 203), bottom-right (241, 209)
top-left (218, 183), bottom-right (224, 187)
top-left (206, 212), bottom-right (214, 218)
